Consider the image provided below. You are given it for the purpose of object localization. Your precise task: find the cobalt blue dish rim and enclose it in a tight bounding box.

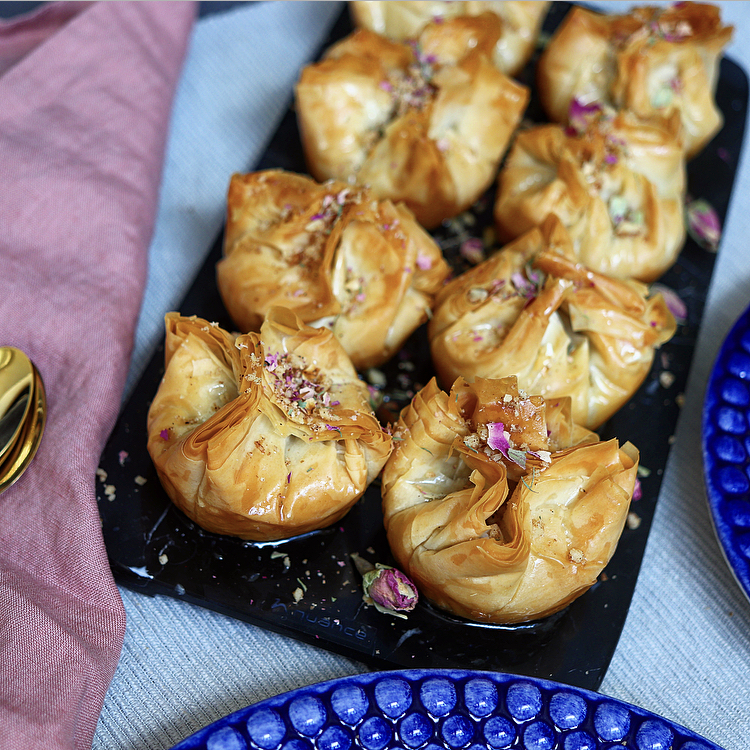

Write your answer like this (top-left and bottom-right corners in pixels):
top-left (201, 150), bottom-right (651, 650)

top-left (169, 668), bottom-right (723, 750)
top-left (703, 302), bottom-right (750, 603)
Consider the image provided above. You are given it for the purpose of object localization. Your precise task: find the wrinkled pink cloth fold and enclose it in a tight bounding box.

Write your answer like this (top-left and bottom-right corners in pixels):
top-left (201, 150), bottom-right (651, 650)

top-left (0, 2), bottom-right (196, 748)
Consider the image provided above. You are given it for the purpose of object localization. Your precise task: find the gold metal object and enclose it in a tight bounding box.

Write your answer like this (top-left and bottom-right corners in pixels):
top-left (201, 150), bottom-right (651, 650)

top-left (0, 346), bottom-right (34, 465)
top-left (0, 348), bottom-right (47, 494)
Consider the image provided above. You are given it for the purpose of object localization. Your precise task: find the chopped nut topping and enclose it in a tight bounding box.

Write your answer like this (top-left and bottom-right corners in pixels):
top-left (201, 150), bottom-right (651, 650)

top-left (384, 44), bottom-right (437, 117)
top-left (264, 350), bottom-right (340, 427)
top-left (569, 547), bottom-right (585, 564)
top-left (467, 287), bottom-right (489, 304)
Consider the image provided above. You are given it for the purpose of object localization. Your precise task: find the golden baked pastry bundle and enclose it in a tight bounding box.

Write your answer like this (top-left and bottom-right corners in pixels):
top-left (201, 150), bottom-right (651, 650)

top-left (217, 169), bottom-right (450, 370)
top-left (147, 309), bottom-right (391, 542)
top-left (537, 2), bottom-right (733, 159)
top-left (294, 12), bottom-right (530, 228)
top-left (428, 217), bottom-right (677, 430)
top-left (146, 1), bottom-right (732, 624)
top-left (381, 376), bottom-right (639, 623)
top-left (493, 108), bottom-right (687, 282)
top-left (349, 1), bottom-right (551, 77)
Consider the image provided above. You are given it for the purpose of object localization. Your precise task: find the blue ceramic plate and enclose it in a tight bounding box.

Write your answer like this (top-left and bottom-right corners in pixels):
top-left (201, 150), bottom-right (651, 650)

top-left (169, 669), bottom-right (722, 750)
top-left (703, 304), bottom-right (750, 601)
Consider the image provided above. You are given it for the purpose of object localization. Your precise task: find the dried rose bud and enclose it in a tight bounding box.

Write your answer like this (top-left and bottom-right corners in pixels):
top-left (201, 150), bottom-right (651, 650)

top-left (650, 283), bottom-right (687, 324)
top-left (686, 198), bottom-right (721, 252)
top-left (362, 564), bottom-right (418, 618)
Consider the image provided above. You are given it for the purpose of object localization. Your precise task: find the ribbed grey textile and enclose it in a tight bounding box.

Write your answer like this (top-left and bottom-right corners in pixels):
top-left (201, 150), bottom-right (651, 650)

top-left (96, 3), bottom-right (750, 749)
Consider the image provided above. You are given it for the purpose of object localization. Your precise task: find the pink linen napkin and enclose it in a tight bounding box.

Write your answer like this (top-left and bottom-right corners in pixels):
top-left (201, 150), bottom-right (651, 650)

top-left (0, 2), bottom-right (196, 748)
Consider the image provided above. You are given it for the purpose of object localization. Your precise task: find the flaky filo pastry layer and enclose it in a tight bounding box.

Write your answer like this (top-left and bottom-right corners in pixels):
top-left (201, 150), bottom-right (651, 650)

top-left (217, 170), bottom-right (450, 371)
top-left (349, 0), bottom-right (550, 78)
top-left (493, 111), bottom-right (687, 282)
top-left (295, 18), bottom-right (529, 229)
top-left (381, 376), bottom-right (639, 624)
top-left (428, 217), bottom-right (676, 430)
top-left (536, 3), bottom-right (733, 159)
top-left (147, 308), bottom-right (392, 541)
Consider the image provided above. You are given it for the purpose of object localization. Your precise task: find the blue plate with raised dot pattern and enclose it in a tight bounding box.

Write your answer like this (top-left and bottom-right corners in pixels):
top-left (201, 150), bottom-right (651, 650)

top-left (703, 303), bottom-right (750, 602)
top-left (169, 669), bottom-right (723, 750)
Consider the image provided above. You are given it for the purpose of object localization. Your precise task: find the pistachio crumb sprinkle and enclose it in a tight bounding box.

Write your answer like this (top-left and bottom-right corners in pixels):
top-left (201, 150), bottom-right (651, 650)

top-left (264, 350), bottom-right (341, 429)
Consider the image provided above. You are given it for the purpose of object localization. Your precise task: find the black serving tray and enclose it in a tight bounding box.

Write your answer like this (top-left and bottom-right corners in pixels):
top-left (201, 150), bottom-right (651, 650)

top-left (96, 3), bottom-right (748, 691)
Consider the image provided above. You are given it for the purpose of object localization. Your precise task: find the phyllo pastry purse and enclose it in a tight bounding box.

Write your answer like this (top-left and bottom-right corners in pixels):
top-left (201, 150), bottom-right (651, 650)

top-left (294, 14), bottom-right (529, 228)
top-left (217, 170), bottom-right (450, 370)
top-left (493, 108), bottom-right (687, 283)
top-left (381, 375), bottom-right (639, 624)
top-left (349, 0), bottom-right (550, 77)
top-left (147, 308), bottom-right (392, 541)
top-left (428, 217), bottom-right (676, 430)
top-left (536, 2), bottom-right (733, 159)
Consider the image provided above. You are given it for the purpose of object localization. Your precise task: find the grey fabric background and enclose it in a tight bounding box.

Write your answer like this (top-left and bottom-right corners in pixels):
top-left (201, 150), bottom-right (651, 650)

top-left (95, 3), bottom-right (750, 749)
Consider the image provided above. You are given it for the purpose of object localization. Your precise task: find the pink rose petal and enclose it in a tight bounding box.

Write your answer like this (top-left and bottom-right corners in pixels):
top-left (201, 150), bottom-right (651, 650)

top-left (459, 237), bottom-right (484, 265)
top-left (486, 422), bottom-right (510, 453)
top-left (568, 97), bottom-right (602, 133)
